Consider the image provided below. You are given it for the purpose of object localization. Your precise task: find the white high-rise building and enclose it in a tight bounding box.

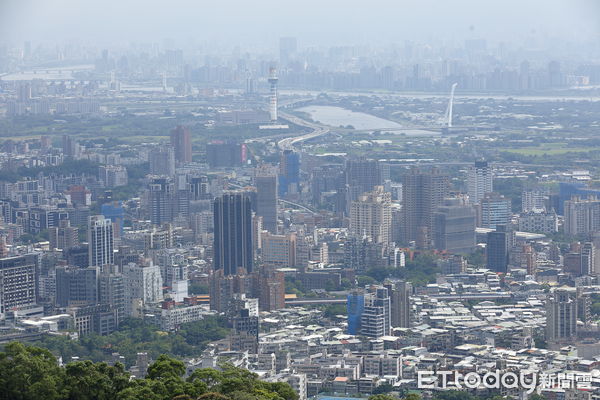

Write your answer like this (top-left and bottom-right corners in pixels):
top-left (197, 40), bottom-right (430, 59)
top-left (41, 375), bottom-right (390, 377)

top-left (467, 161), bottom-right (493, 204)
top-left (88, 215), bottom-right (114, 268)
top-left (564, 196), bottom-right (600, 236)
top-left (522, 189), bottom-right (546, 213)
top-left (350, 186), bottom-right (392, 246)
top-left (123, 261), bottom-right (163, 316)
top-left (360, 286), bottom-right (391, 338)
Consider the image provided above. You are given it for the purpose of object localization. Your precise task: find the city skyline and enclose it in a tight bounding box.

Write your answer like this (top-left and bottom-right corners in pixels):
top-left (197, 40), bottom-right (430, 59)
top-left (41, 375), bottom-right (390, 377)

top-left (0, 0), bottom-right (598, 50)
top-left (2, 2), bottom-right (600, 399)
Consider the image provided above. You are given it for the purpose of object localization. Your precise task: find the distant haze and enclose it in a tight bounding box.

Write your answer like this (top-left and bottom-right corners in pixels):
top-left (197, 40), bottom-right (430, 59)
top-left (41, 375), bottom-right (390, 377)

top-left (0, 0), bottom-right (599, 48)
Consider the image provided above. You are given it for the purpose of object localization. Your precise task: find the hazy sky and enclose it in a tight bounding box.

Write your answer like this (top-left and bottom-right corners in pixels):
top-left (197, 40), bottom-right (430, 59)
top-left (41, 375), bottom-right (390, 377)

top-left (1, 0), bottom-right (598, 49)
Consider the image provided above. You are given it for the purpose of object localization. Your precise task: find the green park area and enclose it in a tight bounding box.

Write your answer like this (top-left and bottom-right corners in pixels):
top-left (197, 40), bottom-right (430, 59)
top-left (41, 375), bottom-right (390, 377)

top-left (501, 142), bottom-right (600, 156)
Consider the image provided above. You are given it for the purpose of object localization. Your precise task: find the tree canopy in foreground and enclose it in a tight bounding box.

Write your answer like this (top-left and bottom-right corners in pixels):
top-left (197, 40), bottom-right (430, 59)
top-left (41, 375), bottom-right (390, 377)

top-left (0, 342), bottom-right (298, 400)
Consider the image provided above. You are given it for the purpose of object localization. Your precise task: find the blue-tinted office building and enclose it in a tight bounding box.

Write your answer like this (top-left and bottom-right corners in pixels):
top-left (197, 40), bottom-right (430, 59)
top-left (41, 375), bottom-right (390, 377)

top-left (279, 150), bottom-right (300, 197)
top-left (101, 201), bottom-right (124, 236)
top-left (347, 292), bottom-right (364, 335)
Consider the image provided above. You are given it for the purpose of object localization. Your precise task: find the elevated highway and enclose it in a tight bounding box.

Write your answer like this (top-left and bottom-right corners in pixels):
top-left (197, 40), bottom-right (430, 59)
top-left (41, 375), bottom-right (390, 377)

top-left (277, 111), bottom-right (330, 150)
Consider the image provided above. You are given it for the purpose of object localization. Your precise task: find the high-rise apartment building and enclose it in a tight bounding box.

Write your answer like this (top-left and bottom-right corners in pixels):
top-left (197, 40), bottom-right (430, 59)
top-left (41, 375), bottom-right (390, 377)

top-left (261, 232), bottom-right (297, 268)
top-left (62, 135), bottom-right (80, 158)
top-left (98, 272), bottom-right (125, 324)
top-left (581, 242), bottom-right (597, 276)
top-left (564, 196), bottom-right (600, 236)
top-left (144, 224), bottom-right (174, 252)
top-left (467, 161), bottom-right (493, 204)
top-left (311, 164), bottom-right (345, 206)
top-left (147, 177), bottom-right (175, 225)
top-left (232, 308), bottom-right (260, 352)
top-left (99, 165), bottom-right (128, 188)
top-left (360, 286), bottom-right (391, 338)
top-left (88, 215), bottom-right (114, 268)
top-left (345, 159), bottom-right (384, 202)
top-left (170, 125), bottom-right (192, 164)
top-left (433, 197), bottom-right (476, 254)
top-left (189, 176), bottom-right (210, 200)
top-left (401, 167), bottom-right (449, 247)
top-left (546, 288), bottom-right (578, 343)
top-left (49, 219), bottom-right (79, 250)
top-left (123, 262), bottom-right (163, 316)
top-left (256, 267), bottom-right (285, 312)
top-left (0, 254), bottom-right (38, 319)
top-left (55, 266), bottom-right (99, 307)
top-left (387, 280), bottom-right (412, 328)
top-left (255, 166), bottom-right (278, 233)
top-left (213, 192), bottom-right (254, 276)
top-left (522, 189), bottom-right (547, 213)
top-left (350, 186), bottom-right (392, 246)
top-left (209, 270), bottom-right (254, 314)
top-left (149, 146), bottom-right (176, 176)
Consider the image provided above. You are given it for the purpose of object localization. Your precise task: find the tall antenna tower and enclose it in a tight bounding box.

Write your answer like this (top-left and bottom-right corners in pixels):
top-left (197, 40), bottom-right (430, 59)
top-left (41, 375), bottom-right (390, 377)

top-left (268, 67), bottom-right (278, 122)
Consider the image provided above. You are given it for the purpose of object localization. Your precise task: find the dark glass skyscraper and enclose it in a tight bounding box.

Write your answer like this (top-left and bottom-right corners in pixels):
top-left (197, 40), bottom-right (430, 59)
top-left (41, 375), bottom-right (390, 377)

top-left (213, 192), bottom-right (253, 276)
top-left (170, 125), bottom-right (192, 165)
top-left (486, 224), bottom-right (510, 273)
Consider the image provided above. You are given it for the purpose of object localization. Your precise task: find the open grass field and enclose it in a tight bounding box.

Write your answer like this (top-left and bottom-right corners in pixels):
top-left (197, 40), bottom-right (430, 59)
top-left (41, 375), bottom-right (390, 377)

top-left (501, 143), bottom-right (600, 155)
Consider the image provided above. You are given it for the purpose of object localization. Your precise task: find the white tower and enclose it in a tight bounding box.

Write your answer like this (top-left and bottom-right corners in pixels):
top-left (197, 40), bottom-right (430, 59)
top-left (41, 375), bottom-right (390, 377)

top-left (444, 83), bottom-right (458, 128)
top-left (268, 67), bottom-right (278, 122)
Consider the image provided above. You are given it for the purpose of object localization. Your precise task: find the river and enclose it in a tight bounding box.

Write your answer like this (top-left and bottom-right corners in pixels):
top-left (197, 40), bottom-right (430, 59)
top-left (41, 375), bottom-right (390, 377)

top-left (296, 105), bottom-right (439, 136)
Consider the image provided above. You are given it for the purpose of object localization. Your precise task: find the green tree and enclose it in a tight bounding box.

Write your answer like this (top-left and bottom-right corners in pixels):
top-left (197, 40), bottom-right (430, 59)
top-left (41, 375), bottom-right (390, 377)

top-left (64, 360), bottom-right (130, 400)
top-left (187, 369), bottom-right (224, 390)
top-left (189, 284), bottom-right (210, 295)
top-left (0, 342), bottom-right (66, 400)
top-left (357, 275), bottom-right (376, 286)
top-left (322, 304), bottom-right (347, 319)
top-left (147, 355), bottom-right (186, 380)
top-left (0, 343), bottom-right (297, 400)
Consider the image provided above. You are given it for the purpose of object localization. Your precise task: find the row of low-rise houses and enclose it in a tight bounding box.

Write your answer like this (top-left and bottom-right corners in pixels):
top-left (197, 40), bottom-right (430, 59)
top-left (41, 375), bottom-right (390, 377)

top-left (190, 300), bottom-right (600, 399)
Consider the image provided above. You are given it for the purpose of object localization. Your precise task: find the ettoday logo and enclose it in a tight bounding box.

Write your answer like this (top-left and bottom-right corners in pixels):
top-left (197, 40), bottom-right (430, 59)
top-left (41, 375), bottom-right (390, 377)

top-left (417, 370), bottom-right (592, 393)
